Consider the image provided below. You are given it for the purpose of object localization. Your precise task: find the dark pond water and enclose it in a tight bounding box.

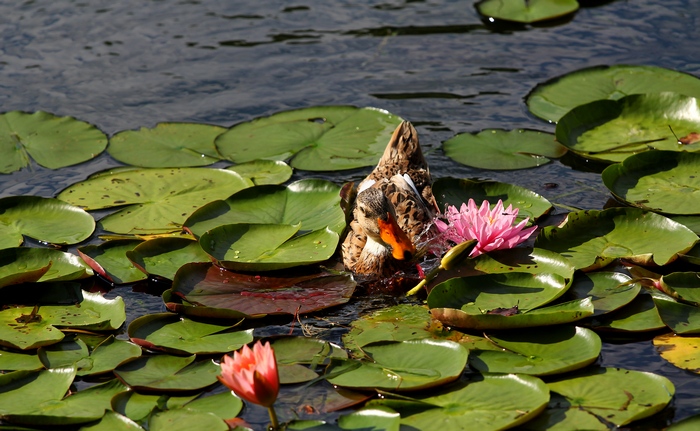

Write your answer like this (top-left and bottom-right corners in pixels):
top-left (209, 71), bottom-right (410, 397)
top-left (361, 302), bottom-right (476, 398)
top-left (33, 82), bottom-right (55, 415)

top-left (2, 0), bottom-right (700, 429)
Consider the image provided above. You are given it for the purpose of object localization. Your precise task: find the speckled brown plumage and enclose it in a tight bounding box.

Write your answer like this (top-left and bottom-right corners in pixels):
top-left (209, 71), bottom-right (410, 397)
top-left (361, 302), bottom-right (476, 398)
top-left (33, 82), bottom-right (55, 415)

top-left (341, 121), bottom-right (437, 278)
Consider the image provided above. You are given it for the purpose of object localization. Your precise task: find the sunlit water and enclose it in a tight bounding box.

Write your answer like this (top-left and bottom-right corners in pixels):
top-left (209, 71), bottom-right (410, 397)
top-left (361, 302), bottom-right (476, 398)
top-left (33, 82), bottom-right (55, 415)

top-left (1, 0), bottom-right (700, 429)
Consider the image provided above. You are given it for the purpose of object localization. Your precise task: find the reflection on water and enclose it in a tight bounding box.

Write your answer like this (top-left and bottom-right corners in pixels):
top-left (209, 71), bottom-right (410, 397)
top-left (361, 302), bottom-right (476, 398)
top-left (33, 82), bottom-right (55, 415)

top-left (1, 0), bottom-right (700, 428)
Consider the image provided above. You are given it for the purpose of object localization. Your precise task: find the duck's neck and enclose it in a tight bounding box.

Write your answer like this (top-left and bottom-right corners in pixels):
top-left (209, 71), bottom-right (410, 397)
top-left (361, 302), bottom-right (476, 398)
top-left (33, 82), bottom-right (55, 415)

top-left (361, 235), bottom-right (392, 259)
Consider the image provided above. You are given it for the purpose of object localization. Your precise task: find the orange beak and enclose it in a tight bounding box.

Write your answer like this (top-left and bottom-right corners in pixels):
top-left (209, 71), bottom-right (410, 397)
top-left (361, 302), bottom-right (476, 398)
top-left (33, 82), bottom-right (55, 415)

top-left (377, 212), bottom-right (416, 261)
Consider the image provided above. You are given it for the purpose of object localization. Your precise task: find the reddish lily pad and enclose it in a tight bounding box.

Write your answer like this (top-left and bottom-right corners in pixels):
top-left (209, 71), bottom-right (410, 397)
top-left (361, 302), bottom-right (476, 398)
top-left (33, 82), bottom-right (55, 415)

top-left (166, 262), bottom-right (355, 318)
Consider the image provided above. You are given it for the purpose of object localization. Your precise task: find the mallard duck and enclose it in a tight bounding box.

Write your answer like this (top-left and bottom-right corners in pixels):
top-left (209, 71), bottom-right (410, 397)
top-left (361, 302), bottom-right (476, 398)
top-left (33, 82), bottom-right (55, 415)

top-left (342, 120), bottom-right (438, 278)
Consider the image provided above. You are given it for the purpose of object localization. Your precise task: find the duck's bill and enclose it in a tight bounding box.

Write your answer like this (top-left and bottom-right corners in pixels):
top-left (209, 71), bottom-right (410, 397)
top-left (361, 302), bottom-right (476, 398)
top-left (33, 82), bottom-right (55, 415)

top-left (378, 212), bottom-right (416, 260)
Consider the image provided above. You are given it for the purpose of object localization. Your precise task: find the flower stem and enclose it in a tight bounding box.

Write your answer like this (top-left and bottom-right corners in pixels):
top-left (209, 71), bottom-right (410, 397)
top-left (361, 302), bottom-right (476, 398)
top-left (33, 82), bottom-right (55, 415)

top-left (267, 406), bottom-right (279, 430)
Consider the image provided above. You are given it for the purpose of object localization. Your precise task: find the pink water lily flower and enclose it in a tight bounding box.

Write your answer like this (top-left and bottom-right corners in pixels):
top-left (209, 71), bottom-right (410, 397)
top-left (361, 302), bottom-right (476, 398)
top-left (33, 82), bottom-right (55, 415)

top-left (434, 199), bottom-right (537, 257)
top-left (219, 340), bottom-right (280, 427)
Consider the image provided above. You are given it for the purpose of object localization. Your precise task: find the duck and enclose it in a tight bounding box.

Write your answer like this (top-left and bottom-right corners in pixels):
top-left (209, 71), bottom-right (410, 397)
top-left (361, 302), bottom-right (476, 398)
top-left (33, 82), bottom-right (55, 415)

top-left (341, 120), bottom-right (438, 278)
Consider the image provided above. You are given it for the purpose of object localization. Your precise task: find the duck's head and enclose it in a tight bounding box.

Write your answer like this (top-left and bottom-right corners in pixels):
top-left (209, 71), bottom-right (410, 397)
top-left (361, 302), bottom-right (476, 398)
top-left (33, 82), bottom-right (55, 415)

top-left (354, 187), bottom-right (416, 261)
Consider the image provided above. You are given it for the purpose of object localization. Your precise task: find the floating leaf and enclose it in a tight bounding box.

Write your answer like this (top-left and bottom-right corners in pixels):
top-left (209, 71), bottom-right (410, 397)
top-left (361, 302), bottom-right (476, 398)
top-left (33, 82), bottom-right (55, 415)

top-left (659, 272), bottom-right (700, 305)
top-left (215, 106), bottom-right (402, 171)
top-left (200, 223), bottom-right (338, 271)
top-left (78, 410), bottom-right (145, 431)
top-left (326, 339), bottom-right (468, 391)
top-left (527, 65), bottom-right (700, 123)
top-left (555, 92), bottom-right (700, 163)
top-left (272, 337), bottom-right (348, 384)
top-left (470, 326), bottom-right (601, 376)
top-left (585, 292), bottom-right (666, 333)
top-left (567, 271), bottom-right (641, 316)
top-left (0, 348), bottom-right (44, 371)
top-left (166, 263), bottom-right (356, 318)
top-left (185, 179), bottom-right (346, 237)
top-left (0, 248), bottom-right (93, 288)
top-left (527, 367), bottom-right (674, 429)
top-left (370, 373), bottom-right (549, 430)
top-left (226, 160), bottom-right (293, 185)
top-left (602, 150), bottom-right (700, 215)
top-left (108, 122), bottom-right (225, 167)
top-left (128, 313), bottom-right (253, 355)
top-left (111, 392), bottom-right (200, 422)
top-left (57, 168), bottom-right (253, 234)
top-left (0, 196), bottom-right (95, 250)
top-left (148, 409), bottom-right (227, 431)
top-left (78, 240), bottom-right (146, 284)
top-left (126, 237), bottom-right (210, 281)
top-left (432, 177), bottom-right (552, 220)
top-left (476, 0), bottom-right (578, 24)
top-left (0, 110), bottom-right (107, 174)
top-left (535, 208), bottom-right (699, 270)
top-left (651, 290), bottom-right (700, 335)
top-left (114, 355), bottom-right (220, 392)
top-left (654, 333), bottom-right (700, 374)
top-left (443, 129), bottom-right (565, 170)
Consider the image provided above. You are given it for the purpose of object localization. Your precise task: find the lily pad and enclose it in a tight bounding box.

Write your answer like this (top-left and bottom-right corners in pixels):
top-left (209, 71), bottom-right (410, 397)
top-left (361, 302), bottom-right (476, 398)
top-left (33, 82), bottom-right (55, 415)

top-left (432, 177), bottom-right (552, 220)
top-left (0, 291), bottom-right (126, 350)
top-left (199, 223), bottom-right (338, 271)
top-left (659, 272), bottom-right (700, 305)
top-left (184, 179), bottom-right (346, 237)
top-left (326, 339), bottom-right (468, 392)
top-left (78, 411), bottom-right (145, 431)
top-left (567, 271), bottom-right (641, 316)
top-left (555, 92), bottom-right (700, 163)
top-left (476, 0), bottom-right (578, 24)
top-left (0, 247), bottom-right (93, 289)
top-left (166, 263), bottom-right (356, 318)
top-left (126, 237), bottom-right (211, 281)
top-left (128, 313), bottom-right (253, 355)
top-left (654, 333), bottom-right (700, 374)
top-left (107, 122), bottom-right (225, 167)
top-left (272, 337), bottom-right (348, 384)
top-left (226, 160), bottom-right (293, 185)
top-left (527, 65), bottom-right (700, 123)
top-left (0, 349), bottom-right (44, 371)
top-left (57, 167), bottom-right (253, 234)
top-left (0, 110), bottom-right (107, 174)
top-left (369, 373), bottom-right (549, 430)
top-left (111, 392), bottom-right (200, 422)
top-left (527, 367), bottom-right (674, 428)
top-left (148, 409), bottom-right (227, 431)
top-left (535, 207), bottom-right (699, 270)
top-left (114, 355), bottom-right (220, 392)
top-left (602, 150), bottom-right (700, 215)
top-left (585, 292), bottom-right (666, 333)
top-left (78, 240), bottom-right (147, 284)
top-left (470, 326), bottom-right (601, 376)
top-left (0, 196), bottom-right (95, 250)
top-left (651, 290), bottom-right (700, 335)
top-left (442, 129), bottom-right (566, 170)
top-left (215, 106), bottom-right (402, 171)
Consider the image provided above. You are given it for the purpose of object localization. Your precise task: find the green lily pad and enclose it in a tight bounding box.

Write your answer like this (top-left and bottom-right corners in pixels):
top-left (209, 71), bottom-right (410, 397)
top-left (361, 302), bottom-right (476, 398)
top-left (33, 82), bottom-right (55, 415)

top-left (126, 237), bottom-right (211, 281)
top-left (37, 335), bottom-right (89, 369)
top-left (470, 326), bottom-right (601, 376)
top-left (0, 368), bottom-right (127, 426)
top-left (370, 373), bottom-right (549, 430)
top-left (57, 167), bottom-right (253, 234)
top-left (585, 292), bottom-right (666, 333)
top-left (535, 208), bottom-right (699, 270)
top-left (0, 111), bottom-right (107, 174)
top-left (272, 337), bottom-right (348, 384)
top-left (166, 263), bottom-right (356, 318)
top-left (0, 349), bottom-right (44, 372)
top-left (114, 355), bottom-right (220, 392)
top-left (36, 334), bottom-right (142, 376)
top-left (659, 272), bottom-right (700, 305)
top-left (215, 106), bottom-right (402, 171)
top-left (667, 415), bottom-right (700, 431)
top-left (555, 92), bottom-right (700, 163)
top-left (567, 271), bottom-right (641, 316)
top-left (0, 196), bottom-right (95, 250)
top-left (651, 290), bottom-right (700, 335)
top-left (432, 177), bottom-right (552, 220)
top-left (128, 313), bottom-right (253, 355)
top-left (0, 247), bottom-right (93, 289)
top-left (184, 179), bottom-right (346, 237)
top-left (107, 122), bottom-right (225, 167)
top-left (526, 367), bottom-right (674, 429)
top-left (527, 65), bottom-right (700, 123)
top-left (148, 409), bottom-right (227, 431)
top-left (476, 0), bottom-right (578, 24)
top-left (0, 291), bottom-right (125, 350)
top-left (78, 411), bottom-right (145, 431)
top-left (111, 392), bottom-right (200, 422)
top-left (431, 297), bottom-right (593, 330)
top-left (602, 150), bottom-right (700, 214)
top-left (442, 129), bottom-right (566, 170)
top-left (326, 339), bottom-right (468, 392)
top-left (654, 333), bottom-right (700, 374)
top-left (200, 223), bottom-right (338, 271)
top-left (78, 240), bottom-right (147, 284)
top-left (226, 160), bottom-right (293, 185)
